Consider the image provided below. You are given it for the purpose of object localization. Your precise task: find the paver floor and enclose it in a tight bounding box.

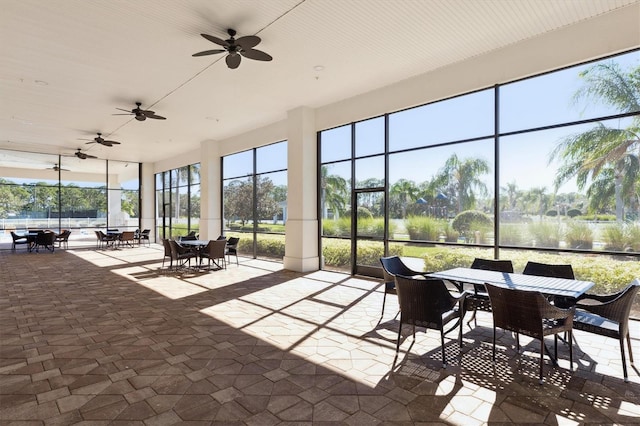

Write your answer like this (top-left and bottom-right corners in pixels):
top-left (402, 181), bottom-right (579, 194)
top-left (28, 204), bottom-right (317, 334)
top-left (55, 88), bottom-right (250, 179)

top-left (1, 245), bottom-right (639, 424)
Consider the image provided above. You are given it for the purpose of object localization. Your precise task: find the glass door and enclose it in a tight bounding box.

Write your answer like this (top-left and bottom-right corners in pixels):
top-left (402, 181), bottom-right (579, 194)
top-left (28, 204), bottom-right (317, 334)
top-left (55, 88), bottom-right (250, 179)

top-left (354, 189), bottom-right (386, 276)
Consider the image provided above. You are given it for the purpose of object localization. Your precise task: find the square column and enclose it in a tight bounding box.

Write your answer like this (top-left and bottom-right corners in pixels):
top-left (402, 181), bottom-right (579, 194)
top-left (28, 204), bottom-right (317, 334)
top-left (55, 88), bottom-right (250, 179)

top-left (199, 140), bottom-right (222, 240)
top-left (284, 106), bottom-right (319, 272)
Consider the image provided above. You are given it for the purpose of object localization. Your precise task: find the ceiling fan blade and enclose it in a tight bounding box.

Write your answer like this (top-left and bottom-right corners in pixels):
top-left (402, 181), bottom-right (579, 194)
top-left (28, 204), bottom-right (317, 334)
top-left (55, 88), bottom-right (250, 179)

top-left (240, 48), bottom-right (272, 62)
top-left (115, 107), bottom-right (133, 113)
top-left (103, 140), bottom-right (121, 145)
top-left (146, 113), bottom-right (166, 120)
top-left (192, 49), bottom-right (226, 57)
top-left (200, 33), bottom-right (229, 47)
top-left (113, 113), bottom-right (133, 116)
top-left (235, 35), bottom-right (261, 49)
top-left (226, 53), bottom-right (241, 69)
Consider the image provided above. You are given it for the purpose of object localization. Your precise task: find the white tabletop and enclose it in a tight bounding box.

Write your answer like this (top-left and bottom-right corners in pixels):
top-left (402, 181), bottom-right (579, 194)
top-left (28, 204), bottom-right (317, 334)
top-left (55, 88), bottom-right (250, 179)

top-left (428, 267), bottom-right (595, 299)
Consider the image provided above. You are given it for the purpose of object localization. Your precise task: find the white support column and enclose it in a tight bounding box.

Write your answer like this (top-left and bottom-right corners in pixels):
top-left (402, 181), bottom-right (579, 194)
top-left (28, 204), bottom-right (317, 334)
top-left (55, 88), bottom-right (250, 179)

top-left (140, 162), bottom-right (155, 241)
top-left (283, 106), bottom-right (319, 272)
top-left (199, 140), bottom-right (222, 240)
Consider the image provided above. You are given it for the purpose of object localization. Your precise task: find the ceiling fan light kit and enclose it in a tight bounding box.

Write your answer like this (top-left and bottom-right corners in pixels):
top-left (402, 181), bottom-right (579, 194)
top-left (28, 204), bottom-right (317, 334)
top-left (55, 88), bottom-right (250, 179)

top-left (192, 28), bottom-right (272, 69)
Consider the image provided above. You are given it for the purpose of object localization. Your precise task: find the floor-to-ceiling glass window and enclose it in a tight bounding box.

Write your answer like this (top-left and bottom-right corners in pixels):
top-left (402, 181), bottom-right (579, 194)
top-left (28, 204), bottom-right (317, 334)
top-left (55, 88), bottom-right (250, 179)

top-left (154, 164), bottom-right (200, 241)
top-left (0, 150), bottom-right (140, 249)
top-left (223, 141), bottom-right (287, 261)
top-left (319, 49), bottom-right (640, 315)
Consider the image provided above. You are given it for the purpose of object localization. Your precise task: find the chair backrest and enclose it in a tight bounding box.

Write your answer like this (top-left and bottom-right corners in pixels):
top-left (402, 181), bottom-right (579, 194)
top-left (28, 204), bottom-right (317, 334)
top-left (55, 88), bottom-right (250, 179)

top-left (485, 284), bottom-right (548, 339)
top-left (217, 235), bottom-right (226, 240)
top-left (523, 261), bottom-right (574, 279)
top-left (141, 229), bottom-right (151, 236)
top-left (227, 237), bottom-right (239, 246)
top-left (10, 231), bottom-right (24, 242)
top-left (207, 239), bottom-right (227, 258)
top-left (162, 238), bottom-right (172, 257)
top-left (395, 275), bottom-right (457, 326)
top-left (380, 256), bottom-right (421, 284)
top-left (120, 231), bottom-right (135, 241)
top-left (471, 258), bottom-right (514, 273)
top-left (589, 280), bottom-right (640, 327)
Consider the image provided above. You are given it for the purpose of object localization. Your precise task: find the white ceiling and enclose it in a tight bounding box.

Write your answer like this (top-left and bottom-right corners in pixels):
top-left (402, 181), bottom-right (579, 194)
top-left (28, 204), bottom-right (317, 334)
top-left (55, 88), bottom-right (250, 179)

top-left (1, 0), bottom-right (638, 166)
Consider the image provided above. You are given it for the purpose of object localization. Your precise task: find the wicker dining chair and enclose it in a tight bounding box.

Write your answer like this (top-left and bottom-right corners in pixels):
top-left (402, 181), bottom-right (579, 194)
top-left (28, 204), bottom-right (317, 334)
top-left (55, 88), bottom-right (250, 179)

top-left (226, 237), bottom-right (240, 265)
top-left (573, 279), bottom-right (640, 382)
top-left (169, 239), bottom-right (197, 270)
top-left (394, 275), bottom-right (466, 368)
top-left (200, 239), bottom-right (227, 270)
top-left (379, 256), bottom-right (431, 319)
top-left (523, 261), bottom-right (575, 308)
top-left (486, 283), bottom-right (574, 384)
top-left (465, 258), bottom-right (514, 326)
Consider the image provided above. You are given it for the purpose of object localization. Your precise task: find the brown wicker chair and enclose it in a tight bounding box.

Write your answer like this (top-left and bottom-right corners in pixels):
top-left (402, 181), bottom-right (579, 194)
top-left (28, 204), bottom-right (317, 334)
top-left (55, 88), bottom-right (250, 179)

top-left (573, 280), bottom-right (639, 382)
top-left (168, 239), bottom-right (197, 269)
top-left (161, 239), bottom-right (172, 269)
top-left (485, 283), bottom-right (574, 384)
top-left (226, 237), bottom-right (240, 265)
top-left (200, 239), bottom-right (227, 270)
top-left (119, 231), bottom-right (136, 248)
top-left (10, 231), bottom-right (29, 251)
top-left (394, 275), bottom-right (466, 368)
top-left (523, 261), bottom-right (575, 308)
top-left (379, 256), bottom-right (431, 319)
top-left (465, 258), bottom-right (514, 326)
top-left (54, 230), bottom-right (71, 249)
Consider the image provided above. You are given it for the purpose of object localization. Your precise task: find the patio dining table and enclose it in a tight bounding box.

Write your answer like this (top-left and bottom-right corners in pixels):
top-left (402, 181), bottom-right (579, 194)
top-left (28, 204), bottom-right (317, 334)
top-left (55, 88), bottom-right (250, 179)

top-left (428, 267), bottom-right (595, 299)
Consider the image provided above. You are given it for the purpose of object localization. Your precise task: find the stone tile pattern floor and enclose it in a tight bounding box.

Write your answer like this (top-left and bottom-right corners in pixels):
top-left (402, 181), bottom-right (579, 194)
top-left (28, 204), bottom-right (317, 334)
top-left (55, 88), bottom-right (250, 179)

top-left (1, 245), bottom-right (639, 425)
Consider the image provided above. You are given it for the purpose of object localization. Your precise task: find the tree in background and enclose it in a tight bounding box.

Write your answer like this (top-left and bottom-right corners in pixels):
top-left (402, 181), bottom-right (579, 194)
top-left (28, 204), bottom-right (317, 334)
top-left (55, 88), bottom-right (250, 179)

top-left (552, 61), bottom-right (640, 222)
top-left (432, 154), bottom-right (490, 213)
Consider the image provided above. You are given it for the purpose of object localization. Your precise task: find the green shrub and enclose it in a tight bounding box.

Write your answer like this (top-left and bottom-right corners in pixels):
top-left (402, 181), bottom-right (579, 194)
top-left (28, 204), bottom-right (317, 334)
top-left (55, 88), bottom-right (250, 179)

top-left (567, 208), bottom-right (582, 218)
top-left (451, 210), bottom-right (493, 237)
top-left (499, 223), bottom-right (526, 245)
top-left (322, 217), bottom-right (351, 237)
top-left (603, 224), bottom-right (625, 251)
top-left (321, 239), bottom-right (403, 267)
top-left (625, 223), bottom-right (640, 252)
top-left (441, 221), bottom-right (459, 242)
top-left (356, 217), bottom-right (388, 238)
top-left (545, 209), bottom-right (558, 217)
top-left (405, 215), bottom-right (440, 241)
top-left (528, 221), bottom-right (561, 248)
top-left (565, 221), bottom-right (593, 249)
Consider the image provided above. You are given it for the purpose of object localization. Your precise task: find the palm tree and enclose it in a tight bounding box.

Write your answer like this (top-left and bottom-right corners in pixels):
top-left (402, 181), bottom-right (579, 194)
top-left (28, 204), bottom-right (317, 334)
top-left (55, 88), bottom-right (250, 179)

top-left (552, 61), bottom-right (640, 222)
top-left (501, 181), bottom-right (519, 210)
top-left (390, 179), bottom-right (418, 218)
top-left (433, 154), bottom-right (490, 213)
top-left (320, 165), bottom-right (349, 219)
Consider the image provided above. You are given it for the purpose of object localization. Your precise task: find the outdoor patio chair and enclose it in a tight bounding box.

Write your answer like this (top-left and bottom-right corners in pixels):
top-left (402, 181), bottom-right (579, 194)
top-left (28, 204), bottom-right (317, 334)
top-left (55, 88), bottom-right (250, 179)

top-left (394, 275), bottom-right (466, 368)
top-left (465, 258), bottom-right (514, 326)
top-left (226, 237), bottom-right (240, 265)
top-left (10, 231), bottom-right (29, 251)
top-left (138, 229), bottom-right (151, 246)
top-left (161, 239), bottom-right (172, 269)
top-left (200, 239), bottom-right (227, 270)
top-left (573, 279), bottom-right (640, 382)
top-left (486, 283), bottom-right (574, 384)
top-left (54, 230), bottom-right (71, 249)
top-left (34, 231), bottom-right (56, 252)
top-left (379, 256), bottom-right (431, 319)
top-left (523, 261), bottom-right (575, 308)
top-left (169, 239), bottom-right (197, 270)
top-left (119, 231), bottom-right (136, 248)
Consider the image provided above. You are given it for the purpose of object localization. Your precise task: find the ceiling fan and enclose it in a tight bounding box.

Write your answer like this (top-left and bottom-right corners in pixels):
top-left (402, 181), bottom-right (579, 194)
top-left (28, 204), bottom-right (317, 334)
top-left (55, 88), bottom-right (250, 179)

top-left (46, 163), bottom-right (69, 172)
top-left (192, 28), bottom-right (273, 69)
top-left (114, 102), bottom-right (166, 121)
top-left (75, 149), bottom-right (97, 160)
top-left (81, 132), bottom-right (121, 147)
